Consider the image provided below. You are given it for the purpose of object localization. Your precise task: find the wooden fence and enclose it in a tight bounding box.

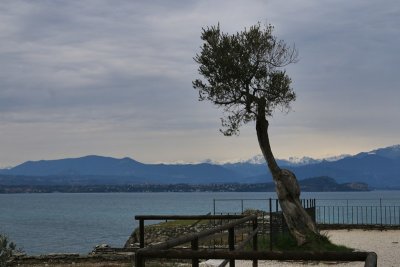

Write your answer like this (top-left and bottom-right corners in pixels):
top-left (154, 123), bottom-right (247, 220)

top-left (135, 215), bottom-right (258, 267)
top-left (134, 214), bottom-right (377, 267)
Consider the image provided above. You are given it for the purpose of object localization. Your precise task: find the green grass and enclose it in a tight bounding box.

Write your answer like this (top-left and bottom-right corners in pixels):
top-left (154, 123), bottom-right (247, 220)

top-left (147, 219), bottom-right (210, 228)
top-left (250, 232), bottom-right (353, 252)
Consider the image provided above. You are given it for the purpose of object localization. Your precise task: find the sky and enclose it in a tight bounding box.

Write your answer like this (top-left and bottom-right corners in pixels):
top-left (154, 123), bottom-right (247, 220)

top-left (0, 0), bottom-right (399, 167)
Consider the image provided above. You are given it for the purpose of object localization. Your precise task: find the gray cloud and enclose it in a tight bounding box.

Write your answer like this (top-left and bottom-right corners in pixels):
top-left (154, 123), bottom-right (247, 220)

top-left (0, 0), bottom-right (399, 166)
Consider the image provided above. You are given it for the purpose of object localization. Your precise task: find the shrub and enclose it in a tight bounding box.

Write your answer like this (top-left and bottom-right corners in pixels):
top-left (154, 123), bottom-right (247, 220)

top-left (0, 234), bottom-right (16, 267)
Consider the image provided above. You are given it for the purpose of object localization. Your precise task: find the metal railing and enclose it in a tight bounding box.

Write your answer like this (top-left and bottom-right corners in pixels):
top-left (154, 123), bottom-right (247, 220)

top-left (213, 198), bottom-right (400, 227)
top-left (212, 198), bottom-right (315, 215)
top-left (316, 199), bottom-right (400, 226)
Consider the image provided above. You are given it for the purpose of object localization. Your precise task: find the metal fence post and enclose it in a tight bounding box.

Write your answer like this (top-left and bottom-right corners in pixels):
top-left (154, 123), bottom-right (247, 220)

top-left (356, 206), bottom-right (359, 225)
top-left (253, 218), bottom-right (258, 267)
top-left (269, 198), bottom-right (273, 251)
top-left (380, 198), bottom-right (383, 227)
top-left (352, 206), bottom-right (354, 224)
top-left (337, 206), bottom-right (339, 224)
top-left (213, 199), bottom-right (216, 215)
top-left (384, 206), bottom-right (387, 225)
top-left (312, 199), bottom-right (316, 222)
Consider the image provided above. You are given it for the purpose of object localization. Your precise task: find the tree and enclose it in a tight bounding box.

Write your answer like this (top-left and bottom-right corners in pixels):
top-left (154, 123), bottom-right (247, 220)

top-left (193, 23), bottom-right (319, 245)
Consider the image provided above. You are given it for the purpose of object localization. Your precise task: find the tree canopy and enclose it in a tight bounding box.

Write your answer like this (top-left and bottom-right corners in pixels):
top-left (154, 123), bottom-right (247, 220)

top-left (193, 23), bottom-right (298, 136)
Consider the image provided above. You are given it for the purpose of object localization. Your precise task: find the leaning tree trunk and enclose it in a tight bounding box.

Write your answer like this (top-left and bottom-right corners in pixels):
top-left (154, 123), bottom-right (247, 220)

top-left (256, 114), bottom-right (319, 245)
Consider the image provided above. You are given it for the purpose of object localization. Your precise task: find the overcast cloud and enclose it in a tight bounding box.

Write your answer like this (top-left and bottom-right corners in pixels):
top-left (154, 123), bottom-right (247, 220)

top-left (0, 0), bottom-right (399, 167)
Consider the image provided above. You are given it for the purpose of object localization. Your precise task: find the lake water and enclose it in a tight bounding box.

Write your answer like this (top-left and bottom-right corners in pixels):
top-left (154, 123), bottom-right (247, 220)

top-left (0, 191), bottom-right (399, 255)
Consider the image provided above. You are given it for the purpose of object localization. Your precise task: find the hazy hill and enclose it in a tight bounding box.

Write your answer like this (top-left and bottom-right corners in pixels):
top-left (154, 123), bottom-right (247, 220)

top-left (290, 152), bottom-right (400, 188)
top-left (0, 155), bottom-right (240, 184)
top-left (0, 145), bottom-right (399, 188)
top-left (3, 155), bottom-right (143, 176)
top-left (222, 145), bottom-right (400, 188)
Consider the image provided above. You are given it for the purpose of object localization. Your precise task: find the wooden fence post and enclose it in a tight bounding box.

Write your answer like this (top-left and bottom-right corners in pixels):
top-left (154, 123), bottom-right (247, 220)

top-left (191, 238), bottom-right (199, 267)
top-left (135, 252), bottom-right (144, 267)
top-left (365, 252), bottom-right (378, 267)
top-left (228, 227), bottom-right (235, 267)
top-left (139, 219), bottom-right (145, 248)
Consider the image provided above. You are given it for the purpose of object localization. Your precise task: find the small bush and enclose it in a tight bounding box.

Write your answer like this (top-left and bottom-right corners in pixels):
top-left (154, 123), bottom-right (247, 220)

top-left (0, 234), bottom-right (16, 267)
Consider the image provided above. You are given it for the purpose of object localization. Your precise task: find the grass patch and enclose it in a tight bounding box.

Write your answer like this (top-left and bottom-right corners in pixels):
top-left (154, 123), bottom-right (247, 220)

top-left (147, 219), bottom-right (210, 229)
top-left (250, 232), bottom-right (353, 252)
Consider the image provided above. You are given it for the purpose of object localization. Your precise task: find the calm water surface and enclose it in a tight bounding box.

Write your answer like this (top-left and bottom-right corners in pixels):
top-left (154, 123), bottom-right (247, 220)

top-left (0, 191), bottom-right (399, 255)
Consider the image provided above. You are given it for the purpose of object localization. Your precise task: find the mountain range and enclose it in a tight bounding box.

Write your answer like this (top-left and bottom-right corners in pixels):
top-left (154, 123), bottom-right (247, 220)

top-left (0, 145), bottom-right (399, 189)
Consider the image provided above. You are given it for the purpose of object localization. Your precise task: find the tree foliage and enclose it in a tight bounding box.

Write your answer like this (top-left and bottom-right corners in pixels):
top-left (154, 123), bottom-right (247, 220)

top-left (193, 23), bottom-right (298, 135)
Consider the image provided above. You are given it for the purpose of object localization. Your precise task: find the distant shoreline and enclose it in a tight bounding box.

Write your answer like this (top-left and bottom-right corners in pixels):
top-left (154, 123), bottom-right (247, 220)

top-left (0, 182), bottom-right (373, 194)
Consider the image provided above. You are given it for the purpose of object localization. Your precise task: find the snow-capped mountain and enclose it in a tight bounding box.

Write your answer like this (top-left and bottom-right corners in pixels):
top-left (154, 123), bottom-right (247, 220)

top-left (369, 144), bottom-right (400, 159)
top-left (239, 154), bottom-right (350, 166)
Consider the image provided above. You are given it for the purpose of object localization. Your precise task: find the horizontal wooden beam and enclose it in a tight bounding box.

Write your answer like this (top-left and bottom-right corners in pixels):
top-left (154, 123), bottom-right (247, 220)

top-left (137, 249), bottom-right (374, 262)
top-left (141, 215), bottom-right (257, 250)
top-left (135, 215), bottom-right (246, 220)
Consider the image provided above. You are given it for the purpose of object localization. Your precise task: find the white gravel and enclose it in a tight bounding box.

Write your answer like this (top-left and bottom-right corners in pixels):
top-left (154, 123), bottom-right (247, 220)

top-left (325, 229), bottom-right (399, 267)
top-left (200, 229), bottom-right (400, 267)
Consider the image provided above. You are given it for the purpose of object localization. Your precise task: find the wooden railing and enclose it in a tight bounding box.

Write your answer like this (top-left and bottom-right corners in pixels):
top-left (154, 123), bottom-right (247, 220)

top-left (134, 214), bottom-right (248, 249)
top-left (135, 215), bottom-right (258, 267)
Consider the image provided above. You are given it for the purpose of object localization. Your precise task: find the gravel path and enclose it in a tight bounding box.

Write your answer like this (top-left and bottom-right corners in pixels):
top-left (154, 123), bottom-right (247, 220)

top-left (200, 229), bottom-right (400, 267)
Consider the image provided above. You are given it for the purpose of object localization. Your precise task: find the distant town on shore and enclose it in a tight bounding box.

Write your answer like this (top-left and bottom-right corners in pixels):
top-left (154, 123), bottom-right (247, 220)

top-left (0, 176), bottom-right (369, 193)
